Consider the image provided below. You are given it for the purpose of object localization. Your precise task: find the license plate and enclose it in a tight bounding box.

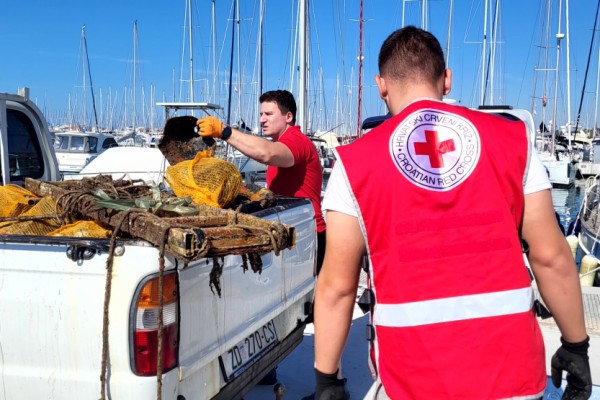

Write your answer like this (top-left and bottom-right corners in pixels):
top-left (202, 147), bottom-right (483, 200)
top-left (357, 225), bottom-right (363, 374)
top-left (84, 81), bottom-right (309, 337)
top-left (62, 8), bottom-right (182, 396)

top-left (219, 319), bottom-right (279, 381)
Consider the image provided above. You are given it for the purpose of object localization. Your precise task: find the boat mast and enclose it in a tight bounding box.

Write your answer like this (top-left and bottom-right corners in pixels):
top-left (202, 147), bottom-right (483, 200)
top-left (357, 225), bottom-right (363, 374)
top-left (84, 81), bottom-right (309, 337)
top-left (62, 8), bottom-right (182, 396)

top-left (489, 0), bottom-right (500, 106)
top-left (551, 0), bottom-right (565, 157)
top-left (226, 0), bottom-right (236, 125)
top-left (356, 0), bottom-right (363, 138)
top-left (257, 0), bottom-right (264, 133)
top-left (595, 16), bottom-right (600, 138)
top-left (565, 0), bottom-right (571, 144)
top-left (236, 0), bottom-right (242, 125)
top-left (82, 25), bottom-right (99, 132)
top-left (421, 0), bottom-right (428, 30)
top-left (480, 0), bottom-right (489, 105)
top-left (574, 0), bottom-right (600, 135)
top-left (298, 0), bottom-right (308, 132)
top-left (258, 0), bottom-right (264, 101)
top-left (81, 25), bottom-right (87, 130)
top-left (212, 0), bottom-right (217, 104)
top-left (188, 0), bottom-right (194, 103)
top-left (133, 20), bottom-right (137, 134)
top-left (445, 0), bottom-right (453, 66)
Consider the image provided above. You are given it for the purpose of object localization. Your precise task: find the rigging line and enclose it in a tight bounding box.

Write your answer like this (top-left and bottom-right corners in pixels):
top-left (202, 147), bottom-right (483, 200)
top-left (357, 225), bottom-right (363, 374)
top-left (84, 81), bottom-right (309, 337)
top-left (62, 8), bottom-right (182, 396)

top-left (288, 2), bottom-right (299, 92)
top-left (526, 0), bottom-right (545, 114)
top-left (541, 0), bottom-right (553, 127)
top-left (239, 0), bottom-right (260, 126)
top-left (178, 0), bottom-right (189, 102)
top-left (590, 183), bottom-right (600, 254)
top-left (335, 0), bottom-right (348, 99)
top-left (574, 0), bottom-right (600, 135)
top-left (310, 0), bottom-right (328, 129)
top-left (277, 3), bottom-right (294, 90)
top-left (190, 1), bottom-right (210, 100)
top-left (216, 0), bottom-right (235, 91)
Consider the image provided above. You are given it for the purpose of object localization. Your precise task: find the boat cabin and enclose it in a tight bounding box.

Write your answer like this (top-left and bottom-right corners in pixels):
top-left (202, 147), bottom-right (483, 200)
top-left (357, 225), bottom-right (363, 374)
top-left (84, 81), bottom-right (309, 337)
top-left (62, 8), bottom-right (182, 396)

top-left (53, 131), bottom-right (118, 174)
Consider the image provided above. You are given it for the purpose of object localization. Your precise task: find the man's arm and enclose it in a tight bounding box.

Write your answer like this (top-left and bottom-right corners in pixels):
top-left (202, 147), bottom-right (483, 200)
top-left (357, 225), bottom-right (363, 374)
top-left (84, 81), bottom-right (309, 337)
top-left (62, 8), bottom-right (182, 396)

top-left (314, 210), bottom-right (365, 374)
top-left (196, 116), bottom-right (295, 167)
top-left (225, 128), bottom-right (295, 167)
top-left (521, 189), bottom-right (587, 342)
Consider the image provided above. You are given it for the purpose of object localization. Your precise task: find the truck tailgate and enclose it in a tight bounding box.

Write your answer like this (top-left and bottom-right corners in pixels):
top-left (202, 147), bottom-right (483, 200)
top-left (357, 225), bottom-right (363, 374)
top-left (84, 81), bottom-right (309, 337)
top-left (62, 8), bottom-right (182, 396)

top-left (0, 238), bottom-right (168, 399)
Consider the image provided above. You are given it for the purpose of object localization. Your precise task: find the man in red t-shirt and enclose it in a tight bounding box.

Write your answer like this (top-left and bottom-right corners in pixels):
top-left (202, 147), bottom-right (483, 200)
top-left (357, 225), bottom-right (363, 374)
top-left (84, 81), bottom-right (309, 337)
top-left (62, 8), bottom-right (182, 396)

top-left (196, 90), bottom-right (327, 272)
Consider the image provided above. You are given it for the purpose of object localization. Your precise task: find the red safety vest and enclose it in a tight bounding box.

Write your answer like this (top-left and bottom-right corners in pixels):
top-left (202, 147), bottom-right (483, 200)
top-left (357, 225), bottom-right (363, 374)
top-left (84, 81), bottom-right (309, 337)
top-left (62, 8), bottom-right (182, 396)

top-left (337, 100), bottom-right (546, 399)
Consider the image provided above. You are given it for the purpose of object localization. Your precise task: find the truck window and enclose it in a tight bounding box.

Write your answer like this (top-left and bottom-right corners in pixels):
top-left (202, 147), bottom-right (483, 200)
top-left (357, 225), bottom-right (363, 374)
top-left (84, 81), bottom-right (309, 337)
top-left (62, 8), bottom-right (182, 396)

top-left (6, 109), bottom-right (45, 181)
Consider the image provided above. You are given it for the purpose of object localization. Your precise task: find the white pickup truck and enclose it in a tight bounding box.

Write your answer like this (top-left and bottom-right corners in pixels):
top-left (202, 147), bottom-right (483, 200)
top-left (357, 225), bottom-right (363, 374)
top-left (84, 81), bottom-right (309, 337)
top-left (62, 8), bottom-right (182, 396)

top-left (0, 89), bottom-right (316, 399)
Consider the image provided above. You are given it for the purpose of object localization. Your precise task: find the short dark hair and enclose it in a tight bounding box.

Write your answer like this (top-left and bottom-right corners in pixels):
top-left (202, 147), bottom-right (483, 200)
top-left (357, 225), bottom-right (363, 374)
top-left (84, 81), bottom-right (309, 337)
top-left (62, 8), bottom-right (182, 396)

top-left (259, 90), bottom-right (297, 124)
top-left (378, 26), bottom-right (446, 87)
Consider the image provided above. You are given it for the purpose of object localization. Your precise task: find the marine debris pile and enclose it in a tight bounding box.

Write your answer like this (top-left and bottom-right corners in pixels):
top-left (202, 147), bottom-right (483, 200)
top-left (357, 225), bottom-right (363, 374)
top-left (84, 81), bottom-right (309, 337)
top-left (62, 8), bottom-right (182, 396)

top-left (0, 175), bottom-right (294, 262)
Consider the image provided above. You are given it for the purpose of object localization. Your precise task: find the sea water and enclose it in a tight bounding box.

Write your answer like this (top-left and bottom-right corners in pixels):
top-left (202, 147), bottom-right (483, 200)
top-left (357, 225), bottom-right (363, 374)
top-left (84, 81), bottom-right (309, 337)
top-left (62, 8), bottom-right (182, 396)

top-left (552, 180), bottom-right (586, 233)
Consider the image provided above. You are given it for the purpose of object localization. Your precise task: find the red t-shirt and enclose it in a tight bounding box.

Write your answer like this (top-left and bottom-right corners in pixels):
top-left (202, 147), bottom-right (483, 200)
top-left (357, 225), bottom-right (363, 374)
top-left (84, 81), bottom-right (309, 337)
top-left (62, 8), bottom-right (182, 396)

top-left (266, 126), bottom-right (326, 233)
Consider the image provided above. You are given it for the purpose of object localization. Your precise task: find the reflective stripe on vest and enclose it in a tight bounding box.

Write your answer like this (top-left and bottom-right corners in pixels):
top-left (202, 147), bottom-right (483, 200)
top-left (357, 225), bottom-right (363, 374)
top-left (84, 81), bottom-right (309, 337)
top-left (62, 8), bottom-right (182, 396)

top-left (374, 287), bottom-right (533, 327)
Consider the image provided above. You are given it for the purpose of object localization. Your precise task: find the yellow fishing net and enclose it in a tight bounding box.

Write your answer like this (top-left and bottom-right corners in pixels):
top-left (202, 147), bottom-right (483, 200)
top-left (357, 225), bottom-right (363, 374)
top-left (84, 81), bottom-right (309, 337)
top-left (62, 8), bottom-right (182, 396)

top-left (49, 220), bottom-right (113, 238)
top-left (0, 196), bottom-right (62, 236)
top-left (165, 150), bottom-right (242, 208)
top-left (0, 185), bottom-right (38, 218)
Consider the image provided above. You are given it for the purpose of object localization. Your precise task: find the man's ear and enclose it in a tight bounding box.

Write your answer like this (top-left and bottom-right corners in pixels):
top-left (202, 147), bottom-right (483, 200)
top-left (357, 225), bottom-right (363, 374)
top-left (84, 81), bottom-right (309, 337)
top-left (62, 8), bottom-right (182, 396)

top-left (285, 112), bottom-right (293, 124)
top-left (443, 68), bottom-right (452, 96)
top-left (375, 74), bottom-right (388, 100)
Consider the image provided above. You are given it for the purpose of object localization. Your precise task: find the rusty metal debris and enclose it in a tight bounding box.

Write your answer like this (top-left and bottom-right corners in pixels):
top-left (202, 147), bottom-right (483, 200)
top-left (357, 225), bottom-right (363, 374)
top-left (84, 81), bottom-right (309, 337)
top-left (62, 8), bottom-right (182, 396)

top-left (23, 176), bottom-right (294, 261)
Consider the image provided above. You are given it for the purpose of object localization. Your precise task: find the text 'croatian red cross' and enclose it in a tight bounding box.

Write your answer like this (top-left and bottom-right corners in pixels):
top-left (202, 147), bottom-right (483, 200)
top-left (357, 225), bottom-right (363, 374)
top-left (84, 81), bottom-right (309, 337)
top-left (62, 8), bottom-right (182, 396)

top-left (413, 130), bottom-right (456, 168)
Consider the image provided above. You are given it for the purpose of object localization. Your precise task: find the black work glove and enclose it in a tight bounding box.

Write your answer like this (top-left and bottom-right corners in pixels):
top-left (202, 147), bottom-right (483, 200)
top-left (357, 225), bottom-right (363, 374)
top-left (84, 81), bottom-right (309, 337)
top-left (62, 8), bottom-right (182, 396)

top-left (551, 336), bottom-right (592, 400)
top-left (315, 368), bottom-right (350, 400)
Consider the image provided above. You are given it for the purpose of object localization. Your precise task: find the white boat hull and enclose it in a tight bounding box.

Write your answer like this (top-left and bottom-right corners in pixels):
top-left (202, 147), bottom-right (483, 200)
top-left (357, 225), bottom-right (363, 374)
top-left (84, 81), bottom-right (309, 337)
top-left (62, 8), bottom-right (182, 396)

top-left (541, 158), bottom-right (577, 187)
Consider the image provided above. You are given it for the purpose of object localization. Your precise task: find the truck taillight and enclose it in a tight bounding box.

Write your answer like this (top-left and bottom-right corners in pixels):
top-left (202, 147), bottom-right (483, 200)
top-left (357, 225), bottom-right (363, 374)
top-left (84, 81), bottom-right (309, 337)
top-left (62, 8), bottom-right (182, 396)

top-left (131, 271), bottom-right (179, 376)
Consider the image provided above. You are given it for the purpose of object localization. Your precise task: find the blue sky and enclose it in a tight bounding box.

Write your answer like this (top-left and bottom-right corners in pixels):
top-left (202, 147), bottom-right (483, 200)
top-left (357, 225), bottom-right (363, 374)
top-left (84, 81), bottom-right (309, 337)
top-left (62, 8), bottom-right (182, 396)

top-left (1, 0), bottom-right (599, 135)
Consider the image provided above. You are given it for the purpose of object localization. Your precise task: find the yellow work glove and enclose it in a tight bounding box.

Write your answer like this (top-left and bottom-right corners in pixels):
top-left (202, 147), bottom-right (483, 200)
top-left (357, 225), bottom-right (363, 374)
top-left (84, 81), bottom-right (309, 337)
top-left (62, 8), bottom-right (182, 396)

top-left (196, 116), bottom-right (224, 138)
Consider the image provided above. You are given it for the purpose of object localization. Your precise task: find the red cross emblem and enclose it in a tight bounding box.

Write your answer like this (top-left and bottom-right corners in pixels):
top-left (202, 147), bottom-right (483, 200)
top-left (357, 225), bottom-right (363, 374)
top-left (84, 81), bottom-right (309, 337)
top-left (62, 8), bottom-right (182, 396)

top-left (414, 129), bottom-right (456, 168)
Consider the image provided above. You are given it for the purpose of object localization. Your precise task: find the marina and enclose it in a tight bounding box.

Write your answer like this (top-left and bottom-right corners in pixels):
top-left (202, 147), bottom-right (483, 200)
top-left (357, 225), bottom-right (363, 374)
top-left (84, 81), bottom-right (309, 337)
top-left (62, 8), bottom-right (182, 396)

top-left (3, 0), bottom-right (600, 398)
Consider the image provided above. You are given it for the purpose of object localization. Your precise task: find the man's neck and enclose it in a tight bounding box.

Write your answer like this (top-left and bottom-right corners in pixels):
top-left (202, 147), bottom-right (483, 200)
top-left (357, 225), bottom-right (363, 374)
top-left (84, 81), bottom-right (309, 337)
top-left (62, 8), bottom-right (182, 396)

top-left (272, 125), bottom-right (293, 141)
top-left (389, 86), bottom-right (443, 115)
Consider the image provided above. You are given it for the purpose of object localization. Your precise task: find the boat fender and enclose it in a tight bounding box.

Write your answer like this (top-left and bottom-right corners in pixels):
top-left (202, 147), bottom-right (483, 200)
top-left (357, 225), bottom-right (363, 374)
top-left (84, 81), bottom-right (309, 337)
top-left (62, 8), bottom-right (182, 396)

top-left (579, 254), bottom-right (598, 287)
top-left (566, 235), bottom-right (579, 260)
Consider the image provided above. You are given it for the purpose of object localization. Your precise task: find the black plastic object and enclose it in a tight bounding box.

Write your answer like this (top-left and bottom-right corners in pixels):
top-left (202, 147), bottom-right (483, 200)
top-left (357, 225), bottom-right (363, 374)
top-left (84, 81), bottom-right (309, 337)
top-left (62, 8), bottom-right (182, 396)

top-left (158, 116), bottom-right (216, 165)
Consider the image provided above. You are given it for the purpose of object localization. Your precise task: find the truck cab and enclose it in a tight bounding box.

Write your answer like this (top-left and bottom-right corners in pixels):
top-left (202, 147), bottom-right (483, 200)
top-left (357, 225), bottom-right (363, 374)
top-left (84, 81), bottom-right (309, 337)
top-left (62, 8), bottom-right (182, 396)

top-left (0, 88), bottom-right (59, 185)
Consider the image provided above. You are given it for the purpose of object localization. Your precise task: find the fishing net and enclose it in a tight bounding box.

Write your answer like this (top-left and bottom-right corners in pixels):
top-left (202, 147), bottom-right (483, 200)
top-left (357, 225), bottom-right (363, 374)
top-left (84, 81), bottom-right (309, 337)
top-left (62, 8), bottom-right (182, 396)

top-left (49, 220), bottom-right (113, 238)
top-left (0, 185), bottom-right (38, 218)
top-left (165, 150), bottom-right (242, 208)
top-left (0, 196), bottom-right (62, 236)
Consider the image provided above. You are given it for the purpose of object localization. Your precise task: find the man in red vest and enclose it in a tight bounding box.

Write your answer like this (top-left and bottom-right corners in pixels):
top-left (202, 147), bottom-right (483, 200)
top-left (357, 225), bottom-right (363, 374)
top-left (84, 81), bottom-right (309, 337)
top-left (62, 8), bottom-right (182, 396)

top-left (312, 26), bottom-right (591, 399)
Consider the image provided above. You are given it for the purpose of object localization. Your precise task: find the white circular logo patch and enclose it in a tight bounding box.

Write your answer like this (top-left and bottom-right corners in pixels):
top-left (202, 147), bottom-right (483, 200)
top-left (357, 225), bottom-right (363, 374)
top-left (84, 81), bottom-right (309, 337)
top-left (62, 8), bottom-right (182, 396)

top-left (389, 109), bottom-right (481, 191)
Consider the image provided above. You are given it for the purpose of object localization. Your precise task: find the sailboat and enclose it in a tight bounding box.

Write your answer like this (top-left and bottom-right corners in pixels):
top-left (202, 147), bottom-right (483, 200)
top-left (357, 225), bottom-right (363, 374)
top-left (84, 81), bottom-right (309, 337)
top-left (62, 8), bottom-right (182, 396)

top-left (54, 25), bottom-right (117, 174)
top-left (532, 0), bottom-right (578, 187)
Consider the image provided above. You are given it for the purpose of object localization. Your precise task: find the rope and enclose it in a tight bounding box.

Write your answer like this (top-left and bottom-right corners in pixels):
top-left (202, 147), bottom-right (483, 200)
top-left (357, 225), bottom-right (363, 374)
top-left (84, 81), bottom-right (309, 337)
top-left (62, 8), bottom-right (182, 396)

top-left (0, 213), bottom-right (66, 223)
top-left (100, 210), bottom-right (132, 400)
top-left (155, 226), bottom-right (171, 400)
top-left (587, 183), bottom-right (600, 255)
top-left (228, 223), bottom-right (281, 256)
